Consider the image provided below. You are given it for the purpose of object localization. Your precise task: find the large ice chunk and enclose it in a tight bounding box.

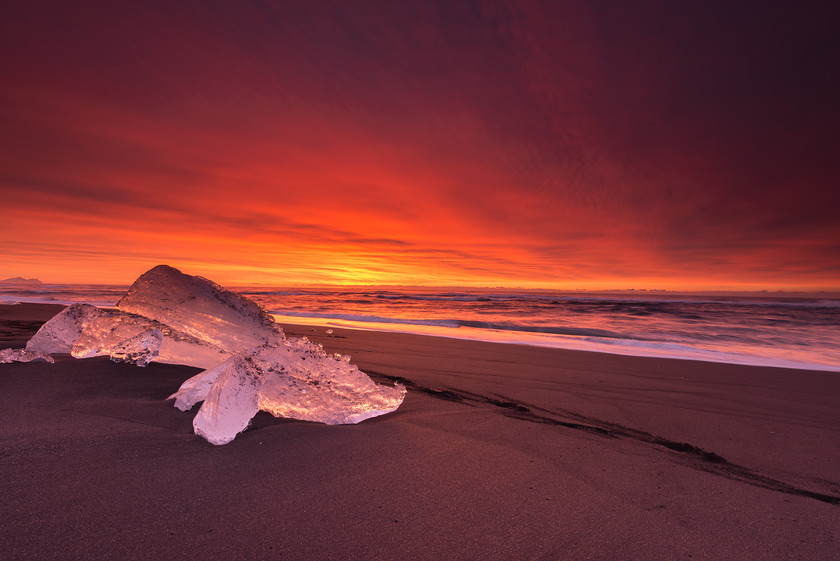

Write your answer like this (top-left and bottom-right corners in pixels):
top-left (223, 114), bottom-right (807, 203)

top-left (117, 265), bottom-right (284, 352)
top-left (171, 339), bottom-right (407, 445)
top-left (23, 264), bottom-right (405, 444)
top-left (26, 303), bottom-right (229, 369)
top-left (0, 348), bottom-right (54, 363)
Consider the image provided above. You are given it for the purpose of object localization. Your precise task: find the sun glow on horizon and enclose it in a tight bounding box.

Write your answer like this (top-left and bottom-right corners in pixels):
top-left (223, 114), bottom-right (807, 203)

top-left (2, 2), bottom-right (838, 293)
top-left (5, 256), bottom-right (839, 295)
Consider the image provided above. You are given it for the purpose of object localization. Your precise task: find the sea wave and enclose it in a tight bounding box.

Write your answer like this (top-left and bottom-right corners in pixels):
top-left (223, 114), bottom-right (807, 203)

top-left (269, 310), bottom-right (634, 340)
top-left (270, 312), bottom-right (840, 372)
top-left (253, 289), bottom-right (840, 310)
top-left (3, 284), bottom-right (838, 371)
top-left (456, 320), bottom-right (630, 339)
top-left (269, 309), bottom-right (462, 328)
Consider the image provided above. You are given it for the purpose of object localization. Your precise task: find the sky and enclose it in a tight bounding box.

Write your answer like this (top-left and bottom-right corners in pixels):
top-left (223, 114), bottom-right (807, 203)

top-left (2, 1), bottom-right (839, 290)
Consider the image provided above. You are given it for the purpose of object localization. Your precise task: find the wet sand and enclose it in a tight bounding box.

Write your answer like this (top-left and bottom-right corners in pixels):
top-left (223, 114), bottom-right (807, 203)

top-left (1, 303), bottom-right (838, 560)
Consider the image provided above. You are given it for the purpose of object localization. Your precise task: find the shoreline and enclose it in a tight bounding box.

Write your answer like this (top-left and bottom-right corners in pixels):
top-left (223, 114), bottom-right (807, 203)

top-left (2, 301), bottom-right (837, 372)
top-left (2, 303), bottom-right (838, 559)
top-left (271, 312), bottom-right (840, 372)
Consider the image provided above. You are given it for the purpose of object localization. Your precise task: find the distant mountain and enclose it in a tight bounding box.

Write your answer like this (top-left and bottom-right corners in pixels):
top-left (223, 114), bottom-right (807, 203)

top-left (0, 277), bottom-right (43, 286)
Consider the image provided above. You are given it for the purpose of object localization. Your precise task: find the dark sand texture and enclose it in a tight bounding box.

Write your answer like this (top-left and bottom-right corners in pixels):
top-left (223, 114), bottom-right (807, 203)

top-left (1, 304), bottom-right (838, 560)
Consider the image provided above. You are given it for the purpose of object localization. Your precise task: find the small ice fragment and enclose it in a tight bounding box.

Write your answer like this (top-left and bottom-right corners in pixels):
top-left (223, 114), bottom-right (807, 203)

top-left (0, 348), bottom-right (55, 364)
top-left (110, 328), bottom-right (163, 367)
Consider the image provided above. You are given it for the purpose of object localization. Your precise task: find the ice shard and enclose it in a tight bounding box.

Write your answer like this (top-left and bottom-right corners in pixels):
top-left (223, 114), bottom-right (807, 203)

top-left (26, 303), bottom-right (229, 369)
top-left (191, 354), bottom-right (263, 445)
top-left (25, 303), bottom-right (100, 355)
top-left (25, 267), bottom-right (277, 369)
top-left (0, 348), bottom-right (54, 363)
top-left (257, 338), bottom-right (407, 425)
top-left (171, 355), bottom-right (234, 412)
top-left (173, 339), bottom-right (407, 445)
top-left (116, 264), bottom-right (284, 353)
top-left (22, 264), bottom-right (406, 444)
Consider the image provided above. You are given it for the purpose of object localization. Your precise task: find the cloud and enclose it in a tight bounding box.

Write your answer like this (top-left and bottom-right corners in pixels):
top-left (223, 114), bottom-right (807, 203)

top-left (1, 1), bottom-right (838, 289)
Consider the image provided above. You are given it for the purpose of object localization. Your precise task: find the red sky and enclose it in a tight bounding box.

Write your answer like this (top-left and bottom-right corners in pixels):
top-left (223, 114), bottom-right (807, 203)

top-left (2, 1), bottom-right (839, 290)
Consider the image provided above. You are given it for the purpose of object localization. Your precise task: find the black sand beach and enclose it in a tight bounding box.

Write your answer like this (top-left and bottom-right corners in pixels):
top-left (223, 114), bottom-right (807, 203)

top-left (1, 303), bottom-right (838, 560)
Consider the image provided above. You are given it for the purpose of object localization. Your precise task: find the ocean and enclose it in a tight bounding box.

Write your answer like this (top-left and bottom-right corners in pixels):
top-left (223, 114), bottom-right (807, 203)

top-left (2, 284), bottom-right (839, 372)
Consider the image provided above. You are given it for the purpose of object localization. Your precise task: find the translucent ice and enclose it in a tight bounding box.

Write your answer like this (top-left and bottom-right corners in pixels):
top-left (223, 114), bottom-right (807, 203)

top-left (26, 303), bottom-right (229, 369)
top-left (25, 267), bottom-right (274, 369)
top-left (110, 328), bottom-right (163, 367)
top-left (0, 348), bottom-right (54, 363)
top-left (172, 339), bottom-right (407, 445)
top-left (25, 303), bottom-right (99, 355)
top-left (190, 354), bottom-right (263, 445)
top-left (116, 265), bottom-right (284, 353)
top-left (23, 265), bottom-right (405, 444)
top-left (171, 355), bottom-right (235, 412)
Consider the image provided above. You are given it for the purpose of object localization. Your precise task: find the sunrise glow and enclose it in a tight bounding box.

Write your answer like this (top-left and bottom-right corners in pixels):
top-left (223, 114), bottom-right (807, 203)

top-left (2, 2), bottom-right (838, 291)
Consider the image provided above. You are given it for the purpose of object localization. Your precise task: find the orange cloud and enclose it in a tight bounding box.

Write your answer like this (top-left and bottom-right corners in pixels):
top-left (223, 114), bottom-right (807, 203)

top-left (2, 2), bottom-right (838, 290)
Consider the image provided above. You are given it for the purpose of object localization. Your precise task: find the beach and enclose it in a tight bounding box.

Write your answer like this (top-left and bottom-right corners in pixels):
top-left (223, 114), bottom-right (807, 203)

top-left (1, 303), bottom-right (838, 560)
